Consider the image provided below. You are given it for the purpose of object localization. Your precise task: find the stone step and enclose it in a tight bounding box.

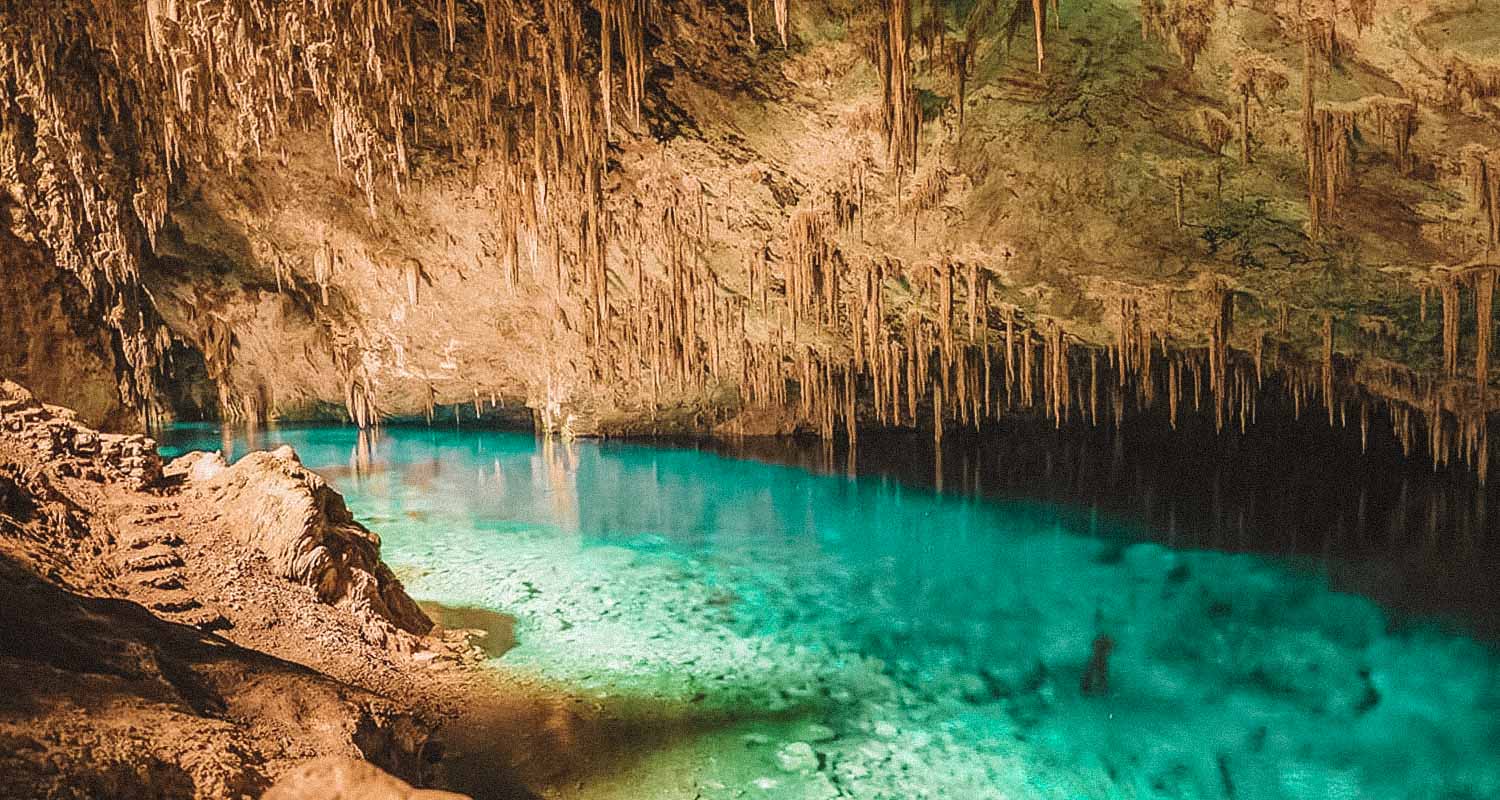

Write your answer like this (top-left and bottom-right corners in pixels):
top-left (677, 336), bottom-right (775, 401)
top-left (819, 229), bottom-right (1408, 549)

top-left (116, 545), bottom-right (184, 573)
top-left (166, 606), bottom-right (232, 632)
top-left (125, 569), bottom-right (186, 591)
top-left (118, 527), bottom-right (183, 550)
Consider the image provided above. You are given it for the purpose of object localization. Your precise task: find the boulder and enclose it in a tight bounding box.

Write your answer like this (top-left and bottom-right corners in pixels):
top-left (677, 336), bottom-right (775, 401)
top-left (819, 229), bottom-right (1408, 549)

top-left (183, 445), bottom-right (432, 652)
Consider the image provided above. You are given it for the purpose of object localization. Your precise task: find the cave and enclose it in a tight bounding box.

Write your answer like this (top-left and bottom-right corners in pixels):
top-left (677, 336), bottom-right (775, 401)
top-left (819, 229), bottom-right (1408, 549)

top-left (2, 0), bottom-right (1499, 798)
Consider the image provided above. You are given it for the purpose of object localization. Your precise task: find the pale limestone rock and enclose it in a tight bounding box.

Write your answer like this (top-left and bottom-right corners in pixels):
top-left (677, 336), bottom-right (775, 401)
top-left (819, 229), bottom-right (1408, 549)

top-left (187, 445), bottom-right (432, 652)
top-left (263, 758), bottom-right (469, 800)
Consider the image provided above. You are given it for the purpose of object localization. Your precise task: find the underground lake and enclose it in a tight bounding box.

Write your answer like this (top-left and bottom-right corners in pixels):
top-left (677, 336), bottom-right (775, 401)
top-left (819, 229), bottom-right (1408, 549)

top-left (157, 423), bottom-right (1500, 800)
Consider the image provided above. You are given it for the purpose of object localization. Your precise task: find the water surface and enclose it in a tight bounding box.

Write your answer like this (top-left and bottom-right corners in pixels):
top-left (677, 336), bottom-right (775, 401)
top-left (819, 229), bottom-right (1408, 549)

top-left (159, 424), bottom-right (1500, 800)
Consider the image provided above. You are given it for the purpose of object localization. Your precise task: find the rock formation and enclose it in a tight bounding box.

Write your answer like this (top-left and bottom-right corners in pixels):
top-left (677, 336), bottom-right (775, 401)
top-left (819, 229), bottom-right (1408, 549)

top-left (263, 758), bottom-right (470, 800)
top-left (0, 379), bottom-right (469, 796)
top-left (1, 0), bottom-right (1496, 476)
top-left (172, 446), bottom-right (433, 653)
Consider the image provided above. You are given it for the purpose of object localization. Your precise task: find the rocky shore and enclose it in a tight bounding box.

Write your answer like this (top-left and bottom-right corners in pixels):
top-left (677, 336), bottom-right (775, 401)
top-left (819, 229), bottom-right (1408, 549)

top-left (0, 380), bottom-right (487, 798)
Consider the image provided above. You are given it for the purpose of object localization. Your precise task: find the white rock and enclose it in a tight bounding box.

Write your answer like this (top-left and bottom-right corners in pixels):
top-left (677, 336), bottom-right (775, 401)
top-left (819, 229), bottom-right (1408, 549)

top-left (775, 742), bottom-right (819, 773)
top-left (799, 723), bottom-right (837, 742)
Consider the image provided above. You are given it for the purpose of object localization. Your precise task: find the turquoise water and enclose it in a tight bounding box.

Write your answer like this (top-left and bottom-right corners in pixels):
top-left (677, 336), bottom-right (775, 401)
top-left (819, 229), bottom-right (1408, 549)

top-left (159, 424), bottom-right (1500, 799)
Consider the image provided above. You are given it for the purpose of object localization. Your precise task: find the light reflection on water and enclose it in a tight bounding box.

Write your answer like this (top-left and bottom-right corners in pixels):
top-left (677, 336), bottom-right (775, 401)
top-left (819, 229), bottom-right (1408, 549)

top-left (158, 423), bottom-right (1500, 800)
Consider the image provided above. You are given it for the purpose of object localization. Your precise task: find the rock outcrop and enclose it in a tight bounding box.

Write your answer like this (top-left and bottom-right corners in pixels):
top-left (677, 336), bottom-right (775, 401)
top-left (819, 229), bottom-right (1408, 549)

top-left (0, 379), bottom-right (162, 487)
top-left (0, 232), bottom-right (139, 432)
top-left (0, 379), bottom-right (464, 797)
top-left (173, 446), bottom-right (433, 653)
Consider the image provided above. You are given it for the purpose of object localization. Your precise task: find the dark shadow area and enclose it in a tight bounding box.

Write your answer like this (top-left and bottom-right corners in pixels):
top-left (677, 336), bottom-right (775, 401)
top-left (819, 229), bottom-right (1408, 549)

top-left (695, 381), bottom-right (1500, 639)
top-left (0, 553), bottom-right (437, 797)
top-left (437, 680), bottom-right (826, 800)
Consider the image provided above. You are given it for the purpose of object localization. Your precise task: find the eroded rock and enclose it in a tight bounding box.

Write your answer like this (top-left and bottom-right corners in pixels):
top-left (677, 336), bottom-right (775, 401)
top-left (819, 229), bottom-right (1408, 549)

top-left (0, 380), bottom-right (162, 487)
top-left (178, 445), bottom-right (433, 652)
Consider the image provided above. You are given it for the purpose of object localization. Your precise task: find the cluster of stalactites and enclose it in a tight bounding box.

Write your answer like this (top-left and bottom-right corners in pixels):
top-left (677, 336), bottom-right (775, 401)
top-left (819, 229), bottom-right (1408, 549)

top-left (1435, 266), bottom-right (1497, 403)
top-left (1299, 94), bottom-right (1421, 235)
top-left (1463, 145), bottom-right (1500, 251)
top-left (1304, 102), bottom-right (1357, 234)
top-left (1139, 0), bottom-right (1216, 72)
top-left (731, 229), bottom-right (1493, 480)
top-left (4, 0), bottom-right (658, 425)
top-left (875, 0), bottom-right (918, 179)
top-left (1443, 51), bottom-right (1500, 110)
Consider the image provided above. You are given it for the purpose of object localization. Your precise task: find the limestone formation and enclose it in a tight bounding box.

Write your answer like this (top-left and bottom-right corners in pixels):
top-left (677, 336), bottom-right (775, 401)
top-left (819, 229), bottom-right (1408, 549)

top-left (179, 446), bottom-right (433, 652)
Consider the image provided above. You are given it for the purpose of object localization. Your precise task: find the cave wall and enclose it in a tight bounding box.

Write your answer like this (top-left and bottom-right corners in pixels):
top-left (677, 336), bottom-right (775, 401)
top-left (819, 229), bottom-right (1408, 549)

top-left (0, 229), bottom-right (136, 431)
top-left (3, 0), bottom-right (1498, 471)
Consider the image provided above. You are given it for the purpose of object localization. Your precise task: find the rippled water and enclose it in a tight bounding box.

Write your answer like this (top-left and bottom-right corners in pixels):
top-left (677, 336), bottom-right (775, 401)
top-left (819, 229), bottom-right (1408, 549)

top-left (159, 424), bottom-right (1500, 800)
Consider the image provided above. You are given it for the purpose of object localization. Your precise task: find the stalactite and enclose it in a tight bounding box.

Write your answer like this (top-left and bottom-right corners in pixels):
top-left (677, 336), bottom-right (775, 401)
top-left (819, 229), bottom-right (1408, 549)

top-left (774, 0), bottom-right (790, 48)
top-left (1228, 53), bottom-right (1289, 165)
top-left (879, 0), bottom-right (917, 177)
top-left (1208, 286), bottom-right (1233, 433)
top-left (5, 0), bottom-right (654, 418)
top-left (1365, 97), bottom-right (1417, 175)
top-left (933, 379), bottom-right (944, 447)
top-left (1023, 330), bottom-right (1037, 408)
top-left (1194, 108), bottom-right (1234, 156)
top-left (1030, 0), bottom-right (1047, 72)
top-left (1443, 52), bottom-right (1500, 109)
top-left (1169, 356), bottom-right (1180, 430)
top-left (1174, 175), bottom-right (1185, 228)
top-left (1462, 146), bottom-right (1500, 250)
top-left (1322, 313), bottom-right (1335, 426)
top-left (1477, 270), bottom-right (1494, 406)
top-left (1306, 103), bottom-right (1357, 235)
top-left (1442, 277), bottom-right (1461, 377)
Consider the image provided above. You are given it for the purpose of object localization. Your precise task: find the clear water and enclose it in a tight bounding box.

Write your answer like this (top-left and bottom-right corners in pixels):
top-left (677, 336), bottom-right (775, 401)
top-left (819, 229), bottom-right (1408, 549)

top-left (158, 424), bottom-right (1500, 800)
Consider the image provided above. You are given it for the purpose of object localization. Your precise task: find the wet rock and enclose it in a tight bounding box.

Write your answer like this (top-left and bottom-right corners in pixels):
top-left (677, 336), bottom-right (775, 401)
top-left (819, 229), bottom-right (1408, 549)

top-left (798, 723), bottom-right (837, 742)
top-left (774, 741), bottom-right (819, 773)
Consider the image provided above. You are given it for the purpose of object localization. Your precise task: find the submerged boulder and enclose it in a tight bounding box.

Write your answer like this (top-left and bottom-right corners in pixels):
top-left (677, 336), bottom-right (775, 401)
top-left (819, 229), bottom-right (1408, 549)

top-left (177, 445), bottom-right (433, 652)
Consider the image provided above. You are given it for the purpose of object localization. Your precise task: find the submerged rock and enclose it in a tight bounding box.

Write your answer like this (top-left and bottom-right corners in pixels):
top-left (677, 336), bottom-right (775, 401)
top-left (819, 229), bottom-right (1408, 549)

top-left (775, 741), bottom-right (819, 774)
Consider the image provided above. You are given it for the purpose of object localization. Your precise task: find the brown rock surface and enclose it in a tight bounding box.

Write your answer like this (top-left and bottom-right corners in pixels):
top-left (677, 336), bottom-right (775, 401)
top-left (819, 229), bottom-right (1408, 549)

top-left (263, 758), bottom-right (471, 800)
top-left (177, 446), bottom-right (433, 653)
top-left (0, 380), bottom-right (474, 798)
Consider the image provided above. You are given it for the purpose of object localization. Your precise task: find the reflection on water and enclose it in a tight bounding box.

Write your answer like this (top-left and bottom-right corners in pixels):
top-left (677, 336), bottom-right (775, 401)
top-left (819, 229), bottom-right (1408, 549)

top-left (156, 422), bottom-right (1500, 800)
